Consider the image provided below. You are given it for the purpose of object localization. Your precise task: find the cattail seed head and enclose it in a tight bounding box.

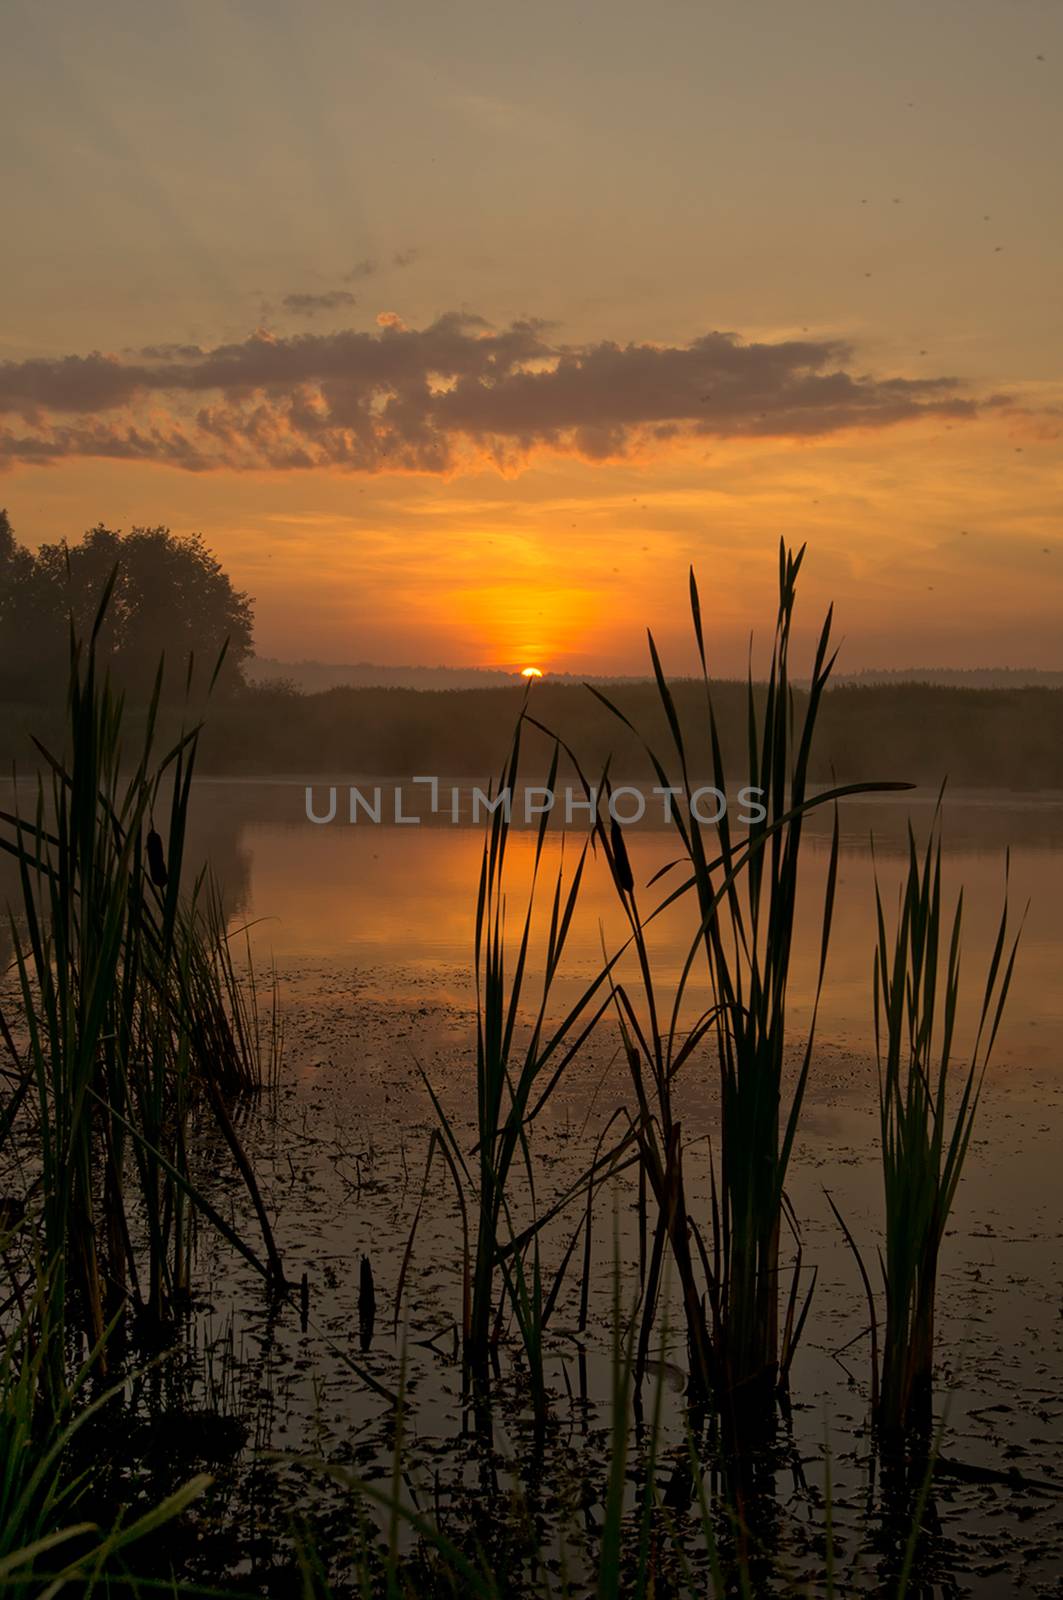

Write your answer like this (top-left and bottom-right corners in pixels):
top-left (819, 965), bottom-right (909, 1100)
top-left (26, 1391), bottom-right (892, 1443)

top-left (146, 828), bottom-right (168, 888)
top-left (609, 816), bottom-right (635, 894)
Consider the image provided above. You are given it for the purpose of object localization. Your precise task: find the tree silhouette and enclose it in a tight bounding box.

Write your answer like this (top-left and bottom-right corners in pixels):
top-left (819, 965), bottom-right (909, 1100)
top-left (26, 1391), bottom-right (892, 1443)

top-left (0, 515), bottom-right (254, 702)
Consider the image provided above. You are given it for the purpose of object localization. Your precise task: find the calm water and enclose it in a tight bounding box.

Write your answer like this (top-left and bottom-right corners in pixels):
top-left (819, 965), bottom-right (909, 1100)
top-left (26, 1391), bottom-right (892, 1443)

top-left (171, 780), bottom-right (1063, 1071)
top-left (6, 779), bottom-right (1060, 1049)
top-left (196, 779), bottom-right (1063, 1594)
top-left (3, 778), bottom-right (1062, 1591)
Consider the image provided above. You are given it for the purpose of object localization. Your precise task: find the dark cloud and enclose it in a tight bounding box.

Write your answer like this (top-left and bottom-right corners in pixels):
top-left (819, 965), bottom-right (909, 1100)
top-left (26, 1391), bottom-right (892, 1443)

top-left (0, 353), bottom-right (144, 414)
top-left (0, 417), bottom-right (209, 469)
top-left (137, 342), bottom-right (206, 361)
top-left (281, 289), bottom-right (358, 317)
top-left (0, 315), bottom-right (1008, 474)
top-left (343, 249), bottom-right (418, 281)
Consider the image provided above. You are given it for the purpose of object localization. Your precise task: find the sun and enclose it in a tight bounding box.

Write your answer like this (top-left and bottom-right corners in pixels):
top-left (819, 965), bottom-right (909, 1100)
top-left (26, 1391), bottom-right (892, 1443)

top-left (520, 666), bottom-right (544, 679)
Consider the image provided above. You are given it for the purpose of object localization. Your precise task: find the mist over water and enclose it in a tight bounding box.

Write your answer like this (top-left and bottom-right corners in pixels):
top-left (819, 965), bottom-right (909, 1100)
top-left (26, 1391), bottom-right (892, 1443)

top-left (145, 780), bottom-right (1063, 1069)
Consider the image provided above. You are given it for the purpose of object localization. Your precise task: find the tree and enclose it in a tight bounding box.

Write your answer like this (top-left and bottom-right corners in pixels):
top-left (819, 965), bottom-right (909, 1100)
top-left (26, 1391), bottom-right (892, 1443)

top-left (0, 508), bottom-right (43, 699)
top-left (0, 518), bottom-right (254, 703)
top-left (0, 507), bottom-right (32, 603)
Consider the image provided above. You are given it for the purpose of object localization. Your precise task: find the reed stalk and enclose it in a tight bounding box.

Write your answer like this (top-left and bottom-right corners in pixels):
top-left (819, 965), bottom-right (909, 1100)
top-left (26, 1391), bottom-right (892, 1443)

top-left (401, 706), bottom-right (626, 1425)
top-left (870, 820), bottom-right (1018, 1443)
top-left (0, 1261), bottom-right (211, 1586)
top-left (582, 543), bottom-right (907, 1428)
top-left (0, 575), bottom-right (283, 1360)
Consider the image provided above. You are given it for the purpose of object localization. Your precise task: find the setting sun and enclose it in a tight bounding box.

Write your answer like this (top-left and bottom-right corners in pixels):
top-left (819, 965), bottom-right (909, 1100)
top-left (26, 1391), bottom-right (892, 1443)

top-left (520, 666), bottom-right (544, 679)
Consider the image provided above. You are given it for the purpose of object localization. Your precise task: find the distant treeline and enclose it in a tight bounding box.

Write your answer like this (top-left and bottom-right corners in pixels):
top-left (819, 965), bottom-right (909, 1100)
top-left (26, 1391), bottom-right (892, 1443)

top-left (247, 657), bottom-right (520, 691)
top-left (836, 667), bottom-right (1063, 689)
top-left (5, 678), bottom-right (1055, 791)
top-left (250, 657), bottom-right (1063, 694)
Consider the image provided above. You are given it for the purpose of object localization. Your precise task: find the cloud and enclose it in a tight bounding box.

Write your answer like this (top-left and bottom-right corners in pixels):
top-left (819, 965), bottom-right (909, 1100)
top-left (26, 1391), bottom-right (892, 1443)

top-left (0, 314), bottom-right (1008, 474)
top-left (281, 289), bottom-right (358, 317)
top-left (0, 418), bottom-right (209, 470)
top-left (344, 249), bottom-right (418, 281)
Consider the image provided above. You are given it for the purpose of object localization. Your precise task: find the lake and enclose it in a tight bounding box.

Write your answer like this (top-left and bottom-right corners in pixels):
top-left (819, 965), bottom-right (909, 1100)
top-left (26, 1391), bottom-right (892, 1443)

top-left (178, 780), bottom-right (1063, 1062)
top-left (2, 778), bottom-right (1061, 1593)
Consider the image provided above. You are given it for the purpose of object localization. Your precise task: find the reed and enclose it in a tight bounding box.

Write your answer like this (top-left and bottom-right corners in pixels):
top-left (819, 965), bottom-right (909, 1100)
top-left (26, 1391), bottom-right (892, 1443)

top-left (401, 709), bottom-right (624, 1426)
top-left (0, 1263), bottom-right (211, 1590)
top-left (177, 879), bottom-right (283, 1098)
top-left (868, 820), bottom-right (1018, 1443)
top-left (0, 578), bottom-right (283, 1362)
top-left (584, 544), bottom-right (905, 1426)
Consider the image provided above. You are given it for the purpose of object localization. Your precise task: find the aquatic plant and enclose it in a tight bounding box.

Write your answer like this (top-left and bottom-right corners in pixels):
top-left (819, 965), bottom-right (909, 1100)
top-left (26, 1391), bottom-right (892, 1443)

top-left (0, 1266), bottom-right (211, 1590)
top-left (0, 575), bottom-right (283, 1361)
top-left (867, 820), bottom-right (1017, 1442)
top-left (399, 711), bottom-right (631, 1428)
top-left (285, 1265), bottom-right (940, 1599)
top-left (583, 544), bottom-right (907, 1428)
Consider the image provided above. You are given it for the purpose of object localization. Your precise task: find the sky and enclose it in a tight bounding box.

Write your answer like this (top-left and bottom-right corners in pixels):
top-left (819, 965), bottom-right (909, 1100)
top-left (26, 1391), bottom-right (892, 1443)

top-left (2, 0), bottom-right (1061, 673)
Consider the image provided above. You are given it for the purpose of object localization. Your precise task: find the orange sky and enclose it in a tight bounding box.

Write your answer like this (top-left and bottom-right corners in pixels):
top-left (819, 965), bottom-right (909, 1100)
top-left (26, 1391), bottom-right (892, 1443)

top-left (2, 1), bottom-right (1061, 672)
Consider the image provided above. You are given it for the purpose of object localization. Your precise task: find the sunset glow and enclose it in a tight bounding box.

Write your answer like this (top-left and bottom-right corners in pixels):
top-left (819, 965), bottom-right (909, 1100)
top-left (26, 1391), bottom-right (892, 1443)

top-left (1, 3), bottom-right (1060, 674)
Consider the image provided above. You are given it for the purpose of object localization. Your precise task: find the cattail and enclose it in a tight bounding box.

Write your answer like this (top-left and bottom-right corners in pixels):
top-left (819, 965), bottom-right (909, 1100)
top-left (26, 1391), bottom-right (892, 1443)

top-left (609, 815), bottom-right (634, 894)
top-left (358, 1254), bottom-right (376, 1351)
top-left (146, 827), bottom-right (168, 888)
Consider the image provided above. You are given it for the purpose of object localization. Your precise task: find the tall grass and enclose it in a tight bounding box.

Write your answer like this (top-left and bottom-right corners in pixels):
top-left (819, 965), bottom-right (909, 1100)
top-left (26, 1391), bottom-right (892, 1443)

top-left (401, 542), bottom-right (907, 1452)
top-left (867, 820), bottom-right (1018, 1443)
top-left (0, 1263), bottom-right (211, 1591)
top-left (0, 580), bottom-right (283, 1363)
top-left (400, 712), bottom-right (628, 1427)
top-left (583, 544), bottom-right (907, 1427)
